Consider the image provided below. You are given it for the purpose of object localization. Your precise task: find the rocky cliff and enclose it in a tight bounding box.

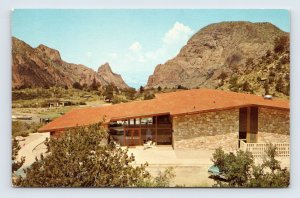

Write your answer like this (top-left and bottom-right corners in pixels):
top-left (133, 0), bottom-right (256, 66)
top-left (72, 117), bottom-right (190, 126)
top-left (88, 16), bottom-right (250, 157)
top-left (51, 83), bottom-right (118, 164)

top-left (12, 37), bottom-right (129, 89)
top-left (146, 21), bottom-right (290, 97)
top-left (97, 63), bottom-right (129, 89)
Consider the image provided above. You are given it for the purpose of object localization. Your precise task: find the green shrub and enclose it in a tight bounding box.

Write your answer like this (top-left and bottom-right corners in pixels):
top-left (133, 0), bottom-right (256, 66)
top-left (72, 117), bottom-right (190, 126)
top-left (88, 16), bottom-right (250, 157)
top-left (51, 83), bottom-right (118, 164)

top-left (280, 55), bottom-right (290, 65)
top-left (72, 82), bottom-right (82, 90)
top-left (157, 86), bottom-right (162, 92)
top-left (14, 124), bottom-right (175, 187)
top-left (144, 93), bottom-right (155, 100)
top-left (242, 81), bottom-right (252, 92)
top-left (211, 145), bottom-right (289, 187)
top-left (229, 75), bottom-right (238, 85)
top-left (275, 77), bottom-right (285, 93)
top-left (274, 35), bottom-right (289, 54)
top-left (12, 121), bottom-right (30, 137)
top-left (218, 72), bottom-right (228, 81)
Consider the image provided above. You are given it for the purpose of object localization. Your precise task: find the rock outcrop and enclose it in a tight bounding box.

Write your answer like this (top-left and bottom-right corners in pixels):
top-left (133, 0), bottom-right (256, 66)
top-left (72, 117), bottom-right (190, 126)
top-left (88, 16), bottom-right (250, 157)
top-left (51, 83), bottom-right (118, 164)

top-left (146, 22), bottom-right (290, 97)
top-left (12, 37), bottom-right (129, 89)
top-left (97, 63), bottom-right (129, 89)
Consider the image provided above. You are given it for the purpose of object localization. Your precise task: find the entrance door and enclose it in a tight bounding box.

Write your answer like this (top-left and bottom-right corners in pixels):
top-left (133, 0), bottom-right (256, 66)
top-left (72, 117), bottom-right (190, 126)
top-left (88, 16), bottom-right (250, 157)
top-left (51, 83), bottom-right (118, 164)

top-left (124, 128), bottom-right (141, 146)
top-left (239, 107), bottom-right (258, 146)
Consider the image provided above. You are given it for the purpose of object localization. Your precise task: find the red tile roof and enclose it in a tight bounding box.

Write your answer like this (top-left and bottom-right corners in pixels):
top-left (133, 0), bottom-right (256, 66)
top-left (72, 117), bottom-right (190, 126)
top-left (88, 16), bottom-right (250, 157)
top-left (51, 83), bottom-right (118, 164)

top-left (38, 89), bottom-right (289, 132)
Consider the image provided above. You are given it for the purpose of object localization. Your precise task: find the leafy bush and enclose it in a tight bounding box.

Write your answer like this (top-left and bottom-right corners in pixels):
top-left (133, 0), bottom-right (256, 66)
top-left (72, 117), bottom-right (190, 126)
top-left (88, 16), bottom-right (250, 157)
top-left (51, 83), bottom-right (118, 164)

top-left (218, 72), bottom-right (228, 81)
top-left (274, 35), bottom-right (289, 54)
top-left (14, 124), bottom-right (175, 187)
top-left (229, 75), bottom-right (238, 85)
top-left (211, 145), bottom-right (289, 187)
top-left (211, 148), bottom-right (253, 187)
top-left (72, 82), bottom-right (82, 90)
top-left (275, 77), bottom-right (285, 93)
top-left (246, 58), bottom-right (254, 66)
top-left (139, 86), bottom-right (144, 93)
top-left (280, 55), bottom-right (290, 65)
top-left (157, 86), bottom-right (162, 92)
top-left (12, 121), bottom-right (42, 137)
top-left (177, 85), bottom-right (188, 90)
top-left (242, 81), bottom-right (252, 92)
top-left (12, 138), bottom-right (25, 173)
top-left (12, 121), bottom-right (31, 137)
top-left (123, 87), bottom-right (136, 100)
top-left (264, 80), bottom-right (270, 95)
top-left (144, 93), bottom-right (155, 100)
top-left (111, 96), bottom-right (125, 104)
top-left (256, 76), bottom-right (261, 82)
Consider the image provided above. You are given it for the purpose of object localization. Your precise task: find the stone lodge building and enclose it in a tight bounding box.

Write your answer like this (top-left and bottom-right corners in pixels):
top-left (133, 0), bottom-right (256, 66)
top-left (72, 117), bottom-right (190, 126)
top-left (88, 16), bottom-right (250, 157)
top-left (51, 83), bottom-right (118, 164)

top-left (39, 89), bottom-right (289, 151)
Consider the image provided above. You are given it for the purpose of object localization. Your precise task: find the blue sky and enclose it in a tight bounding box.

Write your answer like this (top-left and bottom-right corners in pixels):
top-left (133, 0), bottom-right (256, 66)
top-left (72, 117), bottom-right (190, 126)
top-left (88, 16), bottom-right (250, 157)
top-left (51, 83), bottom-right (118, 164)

top-left (12, 9), bottom-right (290, 88)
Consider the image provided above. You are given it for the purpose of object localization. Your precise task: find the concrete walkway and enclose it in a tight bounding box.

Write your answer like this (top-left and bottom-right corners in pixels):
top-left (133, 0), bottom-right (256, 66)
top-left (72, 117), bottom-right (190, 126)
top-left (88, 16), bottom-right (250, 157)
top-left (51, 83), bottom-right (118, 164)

top-left (128, 146), bottom-right (215, 187)
top-left (17, 132), bottom-right (50, 169)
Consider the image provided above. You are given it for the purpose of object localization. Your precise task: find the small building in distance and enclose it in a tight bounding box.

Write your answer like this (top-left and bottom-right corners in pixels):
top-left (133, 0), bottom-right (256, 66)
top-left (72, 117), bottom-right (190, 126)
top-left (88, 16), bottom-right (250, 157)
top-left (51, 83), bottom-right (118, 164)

top-left (47, 99), bottom-right (72, 108)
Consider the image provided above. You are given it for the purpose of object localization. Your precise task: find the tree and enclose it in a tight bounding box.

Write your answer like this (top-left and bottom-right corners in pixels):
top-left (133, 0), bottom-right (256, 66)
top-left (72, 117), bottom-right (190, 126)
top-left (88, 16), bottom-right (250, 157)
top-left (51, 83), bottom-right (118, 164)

top-left (144, 93), bottom-right (155, 100)
top-left (157, 86), bottom-right (162, 92)
top-left (211, 148), bottom-right (253, 187)
top-left (90, 77), bottom-right (100, 91)
top-left (12, 138), bottom-right (25, 185)
top-left (248, 144), bottom-right (290, 187)
top-left (123, 87), bottom-right (136, 100)
top-left (72, 82), bottom-right (82, 90)
top-left (274, 35), bottom-right (289, 54)
top-left (276, 77), bottom-right (285, 93)
top-left (242, 81), bottom-right (252, 92)
top-left (177, 85), bottom-right (187, 90)
top-left (284, 82), bottom-right (290, 96)
top-left (264, 80), bottom-right (270, 95)
top-left (103, 84), bottom-right (114, 102)
top-left (218, 72), bottom-right (228, 81)
top-left (16, 124), bottom-right (175, 187)
top-left (211, 145), bottom-right (289, 187)
top-left (12, 138), bottom-right (25, 173)
top-left (229, 75), bottom-right (240, 92)
top-left (246, 58), bottom-right (254, 66)
top-left (139, 86), bottom-right (144, 93)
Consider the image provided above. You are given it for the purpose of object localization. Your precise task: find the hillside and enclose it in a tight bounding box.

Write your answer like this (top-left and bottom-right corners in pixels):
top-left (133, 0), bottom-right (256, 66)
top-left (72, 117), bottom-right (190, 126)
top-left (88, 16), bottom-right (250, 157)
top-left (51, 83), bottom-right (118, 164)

top-left (146, 22), bottom-right (290, 98)
top-left (12, 37), bottom-right (129, 89)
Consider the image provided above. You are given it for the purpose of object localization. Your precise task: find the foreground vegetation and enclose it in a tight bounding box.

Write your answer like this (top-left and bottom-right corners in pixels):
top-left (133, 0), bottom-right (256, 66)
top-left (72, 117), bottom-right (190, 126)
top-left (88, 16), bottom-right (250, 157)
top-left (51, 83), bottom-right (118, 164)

top-left (211, 145), bottom-right (289, 187)
top-left (12, 121), bottom-right (42, 138)
top-left (13, 124), bottom-right (175, 187)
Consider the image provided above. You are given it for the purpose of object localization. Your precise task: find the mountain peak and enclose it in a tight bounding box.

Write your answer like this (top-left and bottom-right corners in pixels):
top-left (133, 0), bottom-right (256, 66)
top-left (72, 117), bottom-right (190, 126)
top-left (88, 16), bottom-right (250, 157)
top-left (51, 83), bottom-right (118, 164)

top-left (12, 37), bottom-right (129, 90)
top-left (36, 44), bottom-right (62, 62)
top-left (97, 62), bottom-right (129, 89)
top-left (98, 62), bottom-right (113, 73)
top-left (146, 21), bottom-right (289, 95)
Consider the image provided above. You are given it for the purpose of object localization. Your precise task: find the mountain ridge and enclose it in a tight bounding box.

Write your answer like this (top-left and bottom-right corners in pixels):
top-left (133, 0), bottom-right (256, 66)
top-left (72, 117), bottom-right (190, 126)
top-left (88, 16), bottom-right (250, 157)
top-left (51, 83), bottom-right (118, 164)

top-left (146, 21), bottom-right (290, 98)
top-left (12, 37), bottom-right (129, 90)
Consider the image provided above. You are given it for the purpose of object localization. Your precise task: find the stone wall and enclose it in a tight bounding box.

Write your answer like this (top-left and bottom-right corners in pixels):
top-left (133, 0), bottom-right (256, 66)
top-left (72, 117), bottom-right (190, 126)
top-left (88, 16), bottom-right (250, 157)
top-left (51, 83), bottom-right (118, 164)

top-left (258, 107), bottom-right (290, 135)
top-left (172, 108), bottom-right (239, 149)
top-left (258, 132), bottom-right (290, 144)
top-left (174, 132), bottom-right (238, 151)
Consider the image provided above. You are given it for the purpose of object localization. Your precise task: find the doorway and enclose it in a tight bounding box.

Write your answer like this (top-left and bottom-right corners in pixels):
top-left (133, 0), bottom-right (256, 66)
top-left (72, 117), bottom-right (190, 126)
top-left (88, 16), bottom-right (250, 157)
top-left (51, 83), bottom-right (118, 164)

top-left (239, 106), bottom-right (258, 146)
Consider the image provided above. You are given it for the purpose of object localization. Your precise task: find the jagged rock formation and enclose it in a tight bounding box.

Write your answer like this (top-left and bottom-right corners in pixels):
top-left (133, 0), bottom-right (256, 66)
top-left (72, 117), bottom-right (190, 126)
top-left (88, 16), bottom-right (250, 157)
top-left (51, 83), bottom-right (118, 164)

top-left (12, 37), bottom-right (129, 89)
top-left (97, 63), bottom-right (129, 89)
top-left (146, 21), bottom-right (290, 98)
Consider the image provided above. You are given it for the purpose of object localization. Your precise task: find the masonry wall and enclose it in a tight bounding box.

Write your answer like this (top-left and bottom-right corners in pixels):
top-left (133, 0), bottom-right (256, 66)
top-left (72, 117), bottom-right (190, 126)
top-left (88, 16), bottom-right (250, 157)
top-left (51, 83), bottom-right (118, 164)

top-left (172, 108), bottom-right (239, 150)
top-left (258, 107), bottom-right (290, 136)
